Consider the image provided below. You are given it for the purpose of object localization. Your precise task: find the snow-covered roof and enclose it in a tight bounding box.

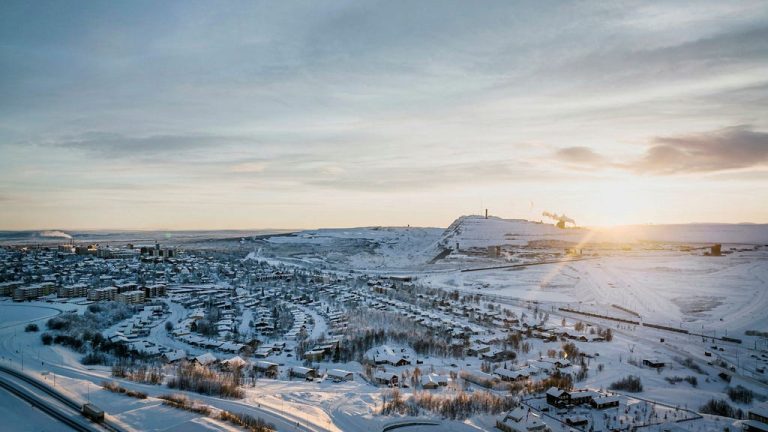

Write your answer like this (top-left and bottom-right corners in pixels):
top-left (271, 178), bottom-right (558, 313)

top-left (214, 351), bottom-right (238, 364)
top-left (291, 367), bottom-right (315, 376)
top-left (195, 352), bottom-right (217, 365)
top-left (592, 395), bottom-right (620, 405)
top-left (163, 349), bottom-right (186, 362)
top-left (327, 369), bottom-right (353, 378)
top-left (546, 386), bottom-right (565, 397)
top-left (374, 370), bottom-right (397, 381)
top-left (501, 406), bottom-right (546, 432)
top-left (219, 341), bottom-right (245, 352)
top-left (254, 360), bottom-right (278, 370)
top-left (495, 368), bottom-right (528, 380)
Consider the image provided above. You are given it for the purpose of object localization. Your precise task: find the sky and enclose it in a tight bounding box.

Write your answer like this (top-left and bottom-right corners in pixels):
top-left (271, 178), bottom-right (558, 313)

top-left (1, 0), bottom-right (767, 230)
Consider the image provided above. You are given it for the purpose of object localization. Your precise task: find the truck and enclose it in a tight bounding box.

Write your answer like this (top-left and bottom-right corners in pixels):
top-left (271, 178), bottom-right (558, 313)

top-left (81, 403), bottom-right (104, 422)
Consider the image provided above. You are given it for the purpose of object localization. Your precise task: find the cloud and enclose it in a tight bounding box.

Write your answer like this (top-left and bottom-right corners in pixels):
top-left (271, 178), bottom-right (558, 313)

top-left (229, 161), bottom-right (268, 173)
top-left (554, 146), bottom-right (605, 166)
top-left (55, 132), bottom-right (242, 159)
top-left (552, 126), bottom-right (768, 175)
top-left (302, 159), bottom-right (573, 191)
top-left (634, 125), bottom-right (768, 174)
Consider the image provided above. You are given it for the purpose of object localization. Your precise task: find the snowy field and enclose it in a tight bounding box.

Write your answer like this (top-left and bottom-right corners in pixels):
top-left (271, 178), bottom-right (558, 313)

top-left (422, 250), bottom-right (768, 333)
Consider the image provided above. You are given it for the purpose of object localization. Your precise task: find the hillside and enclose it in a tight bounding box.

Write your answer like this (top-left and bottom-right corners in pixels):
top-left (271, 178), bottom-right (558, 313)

top-left (251, 215), bottom-right (768, 271)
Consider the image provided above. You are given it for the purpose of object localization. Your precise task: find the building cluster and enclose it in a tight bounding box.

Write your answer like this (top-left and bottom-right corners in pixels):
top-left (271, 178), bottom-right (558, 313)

top-left (105, 305), bottom-right (168, 344)
top-left (0, 241), bottom-right (272, 304)
top-left (0, 246), bottom-right (170, 303)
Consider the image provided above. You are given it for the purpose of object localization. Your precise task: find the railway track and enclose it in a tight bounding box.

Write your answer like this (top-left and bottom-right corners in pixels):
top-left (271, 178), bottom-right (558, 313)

top-left (0, 364), bottom-right (125, 432)
top-left (0, 376), bottom-right (98, 432)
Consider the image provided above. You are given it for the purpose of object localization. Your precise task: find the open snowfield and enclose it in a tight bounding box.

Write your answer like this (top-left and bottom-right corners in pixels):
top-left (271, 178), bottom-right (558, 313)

top-left (422, 250), bottom-right (768, 333)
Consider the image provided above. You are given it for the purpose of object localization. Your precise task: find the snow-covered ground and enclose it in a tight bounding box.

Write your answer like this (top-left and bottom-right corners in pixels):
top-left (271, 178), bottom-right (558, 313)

top-left (1, 215), bottom-right (767, 431)
top-left (423, 250), bottom-right (768, 333)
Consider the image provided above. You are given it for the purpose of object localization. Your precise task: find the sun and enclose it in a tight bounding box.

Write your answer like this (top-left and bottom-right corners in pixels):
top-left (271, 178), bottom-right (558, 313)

top-left (582, 180), bottom-right (657, 227)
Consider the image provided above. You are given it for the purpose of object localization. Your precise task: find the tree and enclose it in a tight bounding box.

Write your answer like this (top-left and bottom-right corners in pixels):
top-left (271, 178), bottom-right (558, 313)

top-left (41, 333), bottom-right (53, 345)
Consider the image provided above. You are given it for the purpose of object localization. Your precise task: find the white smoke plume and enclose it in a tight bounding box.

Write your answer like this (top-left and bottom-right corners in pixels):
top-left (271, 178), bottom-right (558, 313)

top-left (39, 230), bottom-right (73, 240)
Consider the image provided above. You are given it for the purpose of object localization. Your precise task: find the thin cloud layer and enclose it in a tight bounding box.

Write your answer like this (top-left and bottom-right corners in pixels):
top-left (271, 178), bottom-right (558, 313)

top-left (554, 147), bottom-right (606, 166)
top-left (55, 133), bottom-right (246, 159)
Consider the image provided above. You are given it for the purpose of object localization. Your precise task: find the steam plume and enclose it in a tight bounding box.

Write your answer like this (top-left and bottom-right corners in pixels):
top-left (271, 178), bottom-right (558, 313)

top-left (542, 211), bottom-right (575, 225)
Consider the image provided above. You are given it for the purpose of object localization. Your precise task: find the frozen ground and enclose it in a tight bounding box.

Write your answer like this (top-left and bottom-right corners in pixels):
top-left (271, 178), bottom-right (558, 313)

top-left (423, 250), bottom-right (768, 333)
top-left (1, 215), bottom-right (767, 431)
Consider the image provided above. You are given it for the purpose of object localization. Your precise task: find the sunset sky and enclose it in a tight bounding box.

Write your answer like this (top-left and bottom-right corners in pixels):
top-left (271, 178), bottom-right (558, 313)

top-left (1, 1), bottom-right (767, 230)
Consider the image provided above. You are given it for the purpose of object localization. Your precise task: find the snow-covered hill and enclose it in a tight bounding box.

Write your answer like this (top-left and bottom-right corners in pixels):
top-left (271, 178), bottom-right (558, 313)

top-left (254, 215), bottom-right (768, 271)
top-left (436, 215), bottom-right (591, 250)
top-left (438, 215), bottom-right (768, 249)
